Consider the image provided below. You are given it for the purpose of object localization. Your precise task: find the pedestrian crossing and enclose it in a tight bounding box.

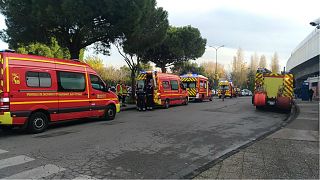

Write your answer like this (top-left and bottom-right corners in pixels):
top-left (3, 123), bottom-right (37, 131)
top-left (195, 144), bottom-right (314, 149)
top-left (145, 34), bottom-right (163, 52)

top-left (0, 148), bottom-right (97, 179)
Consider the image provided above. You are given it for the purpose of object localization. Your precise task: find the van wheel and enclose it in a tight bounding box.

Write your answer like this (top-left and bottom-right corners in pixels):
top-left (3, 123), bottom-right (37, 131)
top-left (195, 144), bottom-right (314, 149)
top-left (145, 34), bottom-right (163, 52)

top-left (27, 112), bottom-right (48, 134)
top-left (164, 99), bottom-right (170, 109)
top-left (183, 97), bottom-right (188, 105)
top-left (105, 105), bottom-right (116, 120)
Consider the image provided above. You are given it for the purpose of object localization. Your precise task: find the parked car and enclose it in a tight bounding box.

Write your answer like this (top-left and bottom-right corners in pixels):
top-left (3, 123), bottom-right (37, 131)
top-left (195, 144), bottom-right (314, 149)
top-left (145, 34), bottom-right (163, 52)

top-left (241, 89), bottom-right (252, 96)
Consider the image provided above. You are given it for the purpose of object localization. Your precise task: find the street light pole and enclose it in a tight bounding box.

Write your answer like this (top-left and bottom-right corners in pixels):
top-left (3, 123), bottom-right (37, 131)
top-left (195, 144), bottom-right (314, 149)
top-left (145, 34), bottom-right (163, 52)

top-left (209, 45), bottom-right (224, 92)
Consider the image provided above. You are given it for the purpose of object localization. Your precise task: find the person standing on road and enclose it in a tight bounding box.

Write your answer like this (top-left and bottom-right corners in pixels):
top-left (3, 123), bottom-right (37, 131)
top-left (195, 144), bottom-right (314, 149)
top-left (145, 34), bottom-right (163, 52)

top-left (136, 83), bottom-right (146, 111)
top-left (146, 80), bottom-right (154, 110)
top-left (309, 88), bottom-right (314, 101)
top-left (122, 82), bottom-right (128, 107)
top-left (116, 81), bottom-right (122, 103)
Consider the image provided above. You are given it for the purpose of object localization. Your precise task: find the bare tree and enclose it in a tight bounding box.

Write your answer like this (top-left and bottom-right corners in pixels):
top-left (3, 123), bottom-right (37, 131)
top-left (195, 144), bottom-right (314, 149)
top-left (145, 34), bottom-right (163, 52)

top-left (231, 48), bottom-right (247, 88)
top-left (250, 52), bottom-right (259, 72)
top-left (270, 52), bottom-right (280, 73)
top-left (259, 55), bottom-right (267, 68)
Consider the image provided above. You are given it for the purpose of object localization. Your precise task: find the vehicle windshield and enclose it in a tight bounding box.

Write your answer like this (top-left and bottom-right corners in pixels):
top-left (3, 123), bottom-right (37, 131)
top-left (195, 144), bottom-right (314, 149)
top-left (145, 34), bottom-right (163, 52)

top-left (219, 85), bottom-right (229, 90)
top-left (137, 80), bottom-right (145, 89)
top-left (183, 82), bottom-right (196, 88)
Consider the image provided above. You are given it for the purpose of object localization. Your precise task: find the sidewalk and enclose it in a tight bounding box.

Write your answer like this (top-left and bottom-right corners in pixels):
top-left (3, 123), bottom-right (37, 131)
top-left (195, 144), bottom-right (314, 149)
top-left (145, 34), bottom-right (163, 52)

top-left (120, 104), bottom-right (136, 111)
top-left (196, 100), bottom-right (319, 179)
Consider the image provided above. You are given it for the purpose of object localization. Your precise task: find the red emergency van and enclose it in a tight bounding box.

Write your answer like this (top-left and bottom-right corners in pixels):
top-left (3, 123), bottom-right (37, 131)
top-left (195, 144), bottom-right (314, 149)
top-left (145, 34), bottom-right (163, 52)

top-left (180, 73), bottom-right (212, 101)
top-left (0, 50), bottom-right (120, 133)
top-left (136, 71), bottom-right (189, 108)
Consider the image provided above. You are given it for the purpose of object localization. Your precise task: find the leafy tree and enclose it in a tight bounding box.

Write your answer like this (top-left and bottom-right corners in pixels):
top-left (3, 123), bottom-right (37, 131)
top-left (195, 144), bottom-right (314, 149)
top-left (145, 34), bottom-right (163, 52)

top-left (111, 0), bottom-right (169, 98)
top-left (0, 0), bottom-right (148, 59)
top-left (82, 56), bottom-right (106, 78)
top-left (139, 62), bottom-right (153, 71)
top-left (171, 61), bottom-right (205, 75)
top-left (16, 38), bottom-right (71, 59)
top-left (270, 52), bottom-right (280, 73)
top-left (143, 26), bottom-right (207, 73)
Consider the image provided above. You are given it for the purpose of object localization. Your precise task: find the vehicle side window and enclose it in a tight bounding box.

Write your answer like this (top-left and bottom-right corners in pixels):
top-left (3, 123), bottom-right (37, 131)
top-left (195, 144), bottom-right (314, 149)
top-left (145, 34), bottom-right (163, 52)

top-left (162, 81), bottom-right (170, 90)
top-left (170, 80), bottom-right (179, 90)
top-left (26, 71), bottom-right (51, 88)
top-left (204, 81), bottom-right (207, 88)
top-left (200, 81), bottom-right (204, 88)
top-left (57, 71), bottom-right (85, 92)
top-left (90, 74), bottom-right (105, 91)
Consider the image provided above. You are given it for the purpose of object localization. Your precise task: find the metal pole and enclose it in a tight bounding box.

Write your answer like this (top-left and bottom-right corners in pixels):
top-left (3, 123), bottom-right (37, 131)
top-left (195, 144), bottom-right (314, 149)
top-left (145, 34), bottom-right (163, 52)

top-left (209, 45), bottom-right (224, 95)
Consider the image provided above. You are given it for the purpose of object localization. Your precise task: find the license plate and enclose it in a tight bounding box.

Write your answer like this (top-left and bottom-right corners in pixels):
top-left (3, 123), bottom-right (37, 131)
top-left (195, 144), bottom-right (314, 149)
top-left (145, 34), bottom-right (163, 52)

top-left (268, 101), bottom-right (275, 105)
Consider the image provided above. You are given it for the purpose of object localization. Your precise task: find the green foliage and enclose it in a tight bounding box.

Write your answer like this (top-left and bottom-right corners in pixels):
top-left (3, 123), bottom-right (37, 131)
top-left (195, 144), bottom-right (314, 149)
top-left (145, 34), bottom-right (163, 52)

top-left (142, 25), bottom-right (207, 72)
top-left (172, 61), bottom-right (205, 75)
top-left (83, 56), bottom-right (130, 86)
top-left (0, 0), bottom-right (149, 59)
top-left (139, 62), bottom-right (153, 71)
top-left (16, 38), bottom-right (70, 59)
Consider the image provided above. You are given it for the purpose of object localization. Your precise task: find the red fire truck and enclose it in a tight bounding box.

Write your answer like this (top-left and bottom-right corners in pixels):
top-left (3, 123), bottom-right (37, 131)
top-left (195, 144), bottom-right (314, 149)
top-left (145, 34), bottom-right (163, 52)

top-left (180, 73), bottom-right (212, 101)
top-left (0, 50), bottom-right (120, 133)
top-left (136, 71), bottom-right (189, 108)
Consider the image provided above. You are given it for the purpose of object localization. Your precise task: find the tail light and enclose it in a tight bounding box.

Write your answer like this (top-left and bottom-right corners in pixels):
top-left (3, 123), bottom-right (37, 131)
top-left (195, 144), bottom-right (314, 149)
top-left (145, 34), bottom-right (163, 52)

top-left (0, 92), bottom-right (10, 113)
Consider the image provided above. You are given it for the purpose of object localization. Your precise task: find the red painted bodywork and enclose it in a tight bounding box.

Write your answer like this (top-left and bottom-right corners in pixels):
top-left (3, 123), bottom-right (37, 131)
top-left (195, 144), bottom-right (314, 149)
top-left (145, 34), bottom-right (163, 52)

top-left (0, 52), bottom-right (119, 126)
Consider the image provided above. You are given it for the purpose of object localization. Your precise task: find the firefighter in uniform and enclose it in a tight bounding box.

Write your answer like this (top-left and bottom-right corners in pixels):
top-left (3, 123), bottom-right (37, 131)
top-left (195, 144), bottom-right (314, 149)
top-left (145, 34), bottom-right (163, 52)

top-left (146, 80), bottom-right (154, 110)
top-left (122, 82), bottom-right (127, 107)
top-left (136, 83), bottom-right (146, 111)
top-left (116, 82), bottom-right (122, 104)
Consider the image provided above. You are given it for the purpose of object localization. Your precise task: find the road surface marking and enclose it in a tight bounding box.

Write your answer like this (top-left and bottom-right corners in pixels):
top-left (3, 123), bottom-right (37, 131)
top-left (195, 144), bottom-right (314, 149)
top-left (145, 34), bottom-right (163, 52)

top-left (0, 155), bottom-right (34, 170)
top-left (73, 175), bottom-right (98, 179)
top-left (4, 164), bottom-right (66, 179)
top-left (0, 149), bottom-right (8, 154)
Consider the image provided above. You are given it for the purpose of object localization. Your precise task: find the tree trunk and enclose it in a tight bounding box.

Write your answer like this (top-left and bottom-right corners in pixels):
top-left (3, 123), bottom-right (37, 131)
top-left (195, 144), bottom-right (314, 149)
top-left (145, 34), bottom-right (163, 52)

top-left (161, 65), bottom-right (166, 73)
top-left (130, 69), bottom-right (136, 100)
top-left (68, 47), bottom-right (80, 60)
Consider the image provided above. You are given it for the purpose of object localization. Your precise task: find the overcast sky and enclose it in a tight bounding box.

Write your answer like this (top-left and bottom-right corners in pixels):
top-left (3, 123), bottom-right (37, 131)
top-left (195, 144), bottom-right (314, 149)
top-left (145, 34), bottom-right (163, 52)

top-left (0, 0), bottom-right (319, 71)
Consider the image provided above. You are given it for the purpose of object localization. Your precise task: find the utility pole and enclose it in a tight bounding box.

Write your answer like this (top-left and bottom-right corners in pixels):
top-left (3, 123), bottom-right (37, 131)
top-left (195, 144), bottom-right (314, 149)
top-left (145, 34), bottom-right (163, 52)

top-left (209, 45), bottom-right (224, 92)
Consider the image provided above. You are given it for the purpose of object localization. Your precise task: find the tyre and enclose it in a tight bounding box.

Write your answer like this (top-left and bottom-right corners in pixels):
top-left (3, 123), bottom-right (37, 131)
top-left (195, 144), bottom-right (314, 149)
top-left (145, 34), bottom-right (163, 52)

top-left (183, 97), bottom-right (189, 105)
top-left (27, 112), bottom-right (49, 134)
top-left (105, 105), bottom-right (116, 120)
top-left (164, 99), bottom-right (170, 109)
top-left (218, 96), bottom-right (221, 99)
top-left (209, 97), bottom-right (213, 101)
top-left (256, 106), bottom-right (264, 110)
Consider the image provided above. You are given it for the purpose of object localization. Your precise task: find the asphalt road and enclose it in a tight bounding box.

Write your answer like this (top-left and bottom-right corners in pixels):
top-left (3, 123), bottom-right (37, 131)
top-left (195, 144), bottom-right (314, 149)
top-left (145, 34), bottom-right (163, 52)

top-left (0, 97), bottom-right (288, 179)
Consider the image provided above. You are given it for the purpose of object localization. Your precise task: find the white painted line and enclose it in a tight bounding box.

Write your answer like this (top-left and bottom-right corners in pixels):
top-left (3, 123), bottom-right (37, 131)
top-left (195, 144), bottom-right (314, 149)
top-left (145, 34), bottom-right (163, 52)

top-left (73, 175), bottom-right (98, 179)
top-left (0, 155), bottom-right (34, 170)
top-left (0, 149), bottom-right (8, 154)
top-left (5, 164), bottom-right (65, 179)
